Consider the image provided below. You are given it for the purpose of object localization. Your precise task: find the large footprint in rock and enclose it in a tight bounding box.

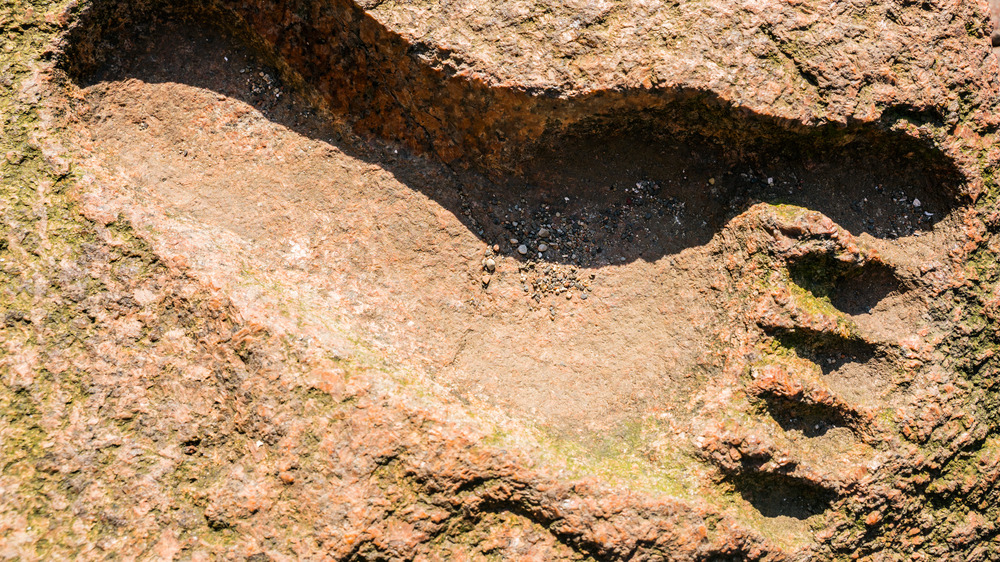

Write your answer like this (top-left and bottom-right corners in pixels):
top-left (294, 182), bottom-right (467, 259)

top-left (58, 0), bottom-right (971, 531)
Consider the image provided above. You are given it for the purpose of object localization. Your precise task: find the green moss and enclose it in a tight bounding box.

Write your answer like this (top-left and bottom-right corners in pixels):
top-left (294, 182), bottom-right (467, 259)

top-left (530, 416), bottom-right (706, 501)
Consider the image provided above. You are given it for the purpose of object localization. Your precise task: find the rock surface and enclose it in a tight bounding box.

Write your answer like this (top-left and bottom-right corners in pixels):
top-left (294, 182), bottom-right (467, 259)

top-left (3, 0), bottom-right (1000, 560)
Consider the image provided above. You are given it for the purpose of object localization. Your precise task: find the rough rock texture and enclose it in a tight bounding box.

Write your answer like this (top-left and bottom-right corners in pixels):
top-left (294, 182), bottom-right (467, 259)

top-left (61, 0), bottom-right (990, 182)
top-left (4, 0), bottom-right (1000, 560)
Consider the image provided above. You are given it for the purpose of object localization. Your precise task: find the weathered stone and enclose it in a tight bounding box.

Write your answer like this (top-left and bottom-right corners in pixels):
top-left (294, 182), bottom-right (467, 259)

top-left (3, 0), bottom-right (1000, 560)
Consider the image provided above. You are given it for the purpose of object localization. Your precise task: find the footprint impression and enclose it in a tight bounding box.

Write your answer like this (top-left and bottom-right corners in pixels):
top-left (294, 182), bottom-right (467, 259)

top-left (60, 0), bottom-right (969, 523)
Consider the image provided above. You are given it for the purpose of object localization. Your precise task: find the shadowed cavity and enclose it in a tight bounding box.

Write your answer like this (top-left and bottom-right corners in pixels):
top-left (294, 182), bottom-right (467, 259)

top-left (60, 0), bottom-right (967, 270)
top-left (727, 471), bottom-right (837, 520)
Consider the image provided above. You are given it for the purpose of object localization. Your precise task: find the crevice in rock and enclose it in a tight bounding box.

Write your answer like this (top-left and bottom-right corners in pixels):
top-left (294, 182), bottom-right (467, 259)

top-left (726, 471), bottom-right (838, 520)
top-left (50, 1), bottom-right (978, 549)
top-left (60, 0), bottom-right (967, 225)
top-left (788, 255), bottom-right (905, 316)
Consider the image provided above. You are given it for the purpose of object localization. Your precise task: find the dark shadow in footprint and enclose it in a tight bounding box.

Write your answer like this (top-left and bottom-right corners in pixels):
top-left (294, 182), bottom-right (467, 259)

top-left (727, 471), bottom-right (837, 520)
top-left (57, 0), bottom-right (969, 269)
top-left (755, 394), bottom-right (855, 438)
top-left (767, 328), bottom-right (880, 376)
top-left (828, 263), bottom-right (907, 316)
top-left (788, 256), bottom-right (905, 316)
top-left (751, 253), bottom-right (901, 455)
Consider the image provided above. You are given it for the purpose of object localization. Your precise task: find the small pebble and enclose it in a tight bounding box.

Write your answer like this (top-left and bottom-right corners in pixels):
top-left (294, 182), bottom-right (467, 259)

top-left (580, 293), bottom-right (588, 300)
top-left (913, 198), bottom-right (921, 207)
top-left (538, 243), bottom-right (549, 252)
top-left (510, 238), bottom-right (519, 245)
top-left (538, 228), bottom-right (550, 238)
top-left (566, 293), bottom-right (573, 300)
top-left (709, 177), bottom-right (715, 185)
top-left (518, 245), bottom-right (528, 255)
top-left (481, 274), bottom-right (491, 286)
top-left (485, 258), bottom-right (496, 272)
